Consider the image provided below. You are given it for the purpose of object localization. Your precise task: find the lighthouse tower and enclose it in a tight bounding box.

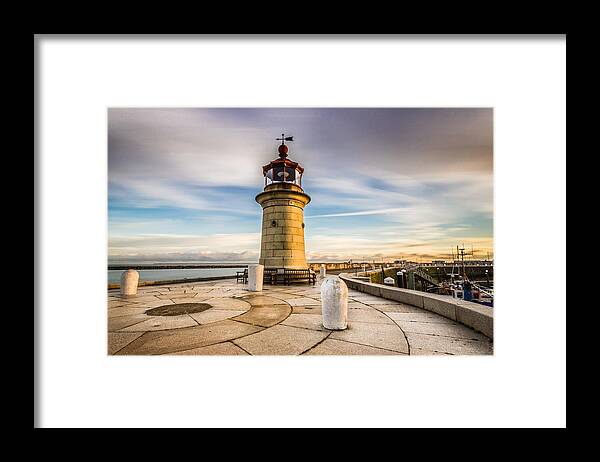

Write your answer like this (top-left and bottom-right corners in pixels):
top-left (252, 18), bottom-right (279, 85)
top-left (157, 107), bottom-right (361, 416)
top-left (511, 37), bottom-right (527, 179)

top-left (256, 135), bottom-right (311, 269)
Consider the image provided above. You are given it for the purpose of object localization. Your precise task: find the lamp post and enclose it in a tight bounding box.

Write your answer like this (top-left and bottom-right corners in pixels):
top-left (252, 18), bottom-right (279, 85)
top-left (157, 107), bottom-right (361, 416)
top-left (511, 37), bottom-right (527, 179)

top-left (397, 268), bottom-right (407, 289)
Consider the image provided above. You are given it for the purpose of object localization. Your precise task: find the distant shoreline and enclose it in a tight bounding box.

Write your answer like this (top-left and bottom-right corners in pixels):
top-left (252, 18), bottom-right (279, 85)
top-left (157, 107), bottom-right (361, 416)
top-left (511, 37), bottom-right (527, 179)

top-left (107, 274), bottom-right (239, 289)
top-left (108, 264), bottom-right (250, 270)
top-left (107, 263), bottom-right (365, 270)
top-left (107, 268), bottom-right (352, 289)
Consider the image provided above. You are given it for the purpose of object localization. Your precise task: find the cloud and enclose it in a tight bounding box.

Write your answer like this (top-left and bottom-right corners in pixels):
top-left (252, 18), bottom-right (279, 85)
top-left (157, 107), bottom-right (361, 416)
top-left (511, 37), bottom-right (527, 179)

top-left (108, 250), bottom-right (259, 264)
top-left (108, 108), bottom-right (493, 262)
top-left (109, 232), bottom-right (261, 253)
top-left (307, 207), bottom-right (412, 218)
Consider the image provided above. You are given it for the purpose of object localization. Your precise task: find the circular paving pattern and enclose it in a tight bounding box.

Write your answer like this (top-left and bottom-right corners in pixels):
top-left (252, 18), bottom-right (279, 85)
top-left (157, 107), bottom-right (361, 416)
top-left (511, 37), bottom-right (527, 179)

top-left (108, 280), bottom-right (493, 355)
top-left (145, 303), bottom-right (212, 316)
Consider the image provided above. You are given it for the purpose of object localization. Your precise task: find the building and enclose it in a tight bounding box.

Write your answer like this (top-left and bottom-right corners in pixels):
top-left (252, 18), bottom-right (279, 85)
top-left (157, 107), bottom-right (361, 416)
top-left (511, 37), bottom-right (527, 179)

top-left (255, 136), bottom-right (311, 269)
top-left (452, 259), bottom-right (494, 266)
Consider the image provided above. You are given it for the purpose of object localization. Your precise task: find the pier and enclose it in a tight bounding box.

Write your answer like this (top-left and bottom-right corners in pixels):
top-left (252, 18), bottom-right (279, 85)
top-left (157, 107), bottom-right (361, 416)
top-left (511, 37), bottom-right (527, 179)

top-left (108, 275), bottom-right (492, 356)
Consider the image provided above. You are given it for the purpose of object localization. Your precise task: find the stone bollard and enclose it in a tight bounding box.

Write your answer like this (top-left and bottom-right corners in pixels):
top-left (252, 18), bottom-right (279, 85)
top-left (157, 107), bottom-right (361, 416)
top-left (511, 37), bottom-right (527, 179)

top-left (321, 276), bottom-right (348, 330)
top-left (320, 264), bottom-right (326, 278)
top-left (120, 269), bottom-right (139, 296)
top-left (384, 276), bottom-right (395, 286)
top-left (247, 264), bottom-right (264, 292)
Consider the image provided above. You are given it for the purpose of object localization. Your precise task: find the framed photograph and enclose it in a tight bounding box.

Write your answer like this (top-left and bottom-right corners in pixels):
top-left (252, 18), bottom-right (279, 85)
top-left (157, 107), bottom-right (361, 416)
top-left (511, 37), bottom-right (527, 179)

top-left (106, 107), bottom-right (494, 357)
top-left (35, 35), bottom-right (566, 428)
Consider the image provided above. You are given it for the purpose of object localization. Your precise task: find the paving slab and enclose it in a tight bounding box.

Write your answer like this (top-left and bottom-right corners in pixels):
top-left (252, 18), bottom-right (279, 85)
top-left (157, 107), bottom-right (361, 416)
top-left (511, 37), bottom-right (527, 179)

top-left (281, 313), bottom-right (330, 331)
top-left (358, 298), bottom-right (404, 305)
top-left (232, 305), bottom-right (292, 327)
top-left (376, 304), bottom-right (427, 314)
top-left (108, 313), bottom-right (149, 332)
top-left (118, 299), bottom-right (176, 310)
top-left (110, 295), bottom-right (161, 303)
top-left (292, 306), bottom-right (322, 315)
top-left (153, 291), bottom-right (174, 297)
top-left (348, 309), bottom-right (394, 324)
top-left (350, 295), bottom-right (388, 303)
top-left (203, 297), bottom-right (252, 311)
top-left (409, 348), bottom-right (453, 355)
top-left (108, 305), bottom-right (154, 317)
top-left (156, 293), bottom-right (198, 300)
top-left (162, 296), bottom-right (211, 305)
top-left (203, 289), bottom-right (240, 298)
top-left (394, 320), bottom-right (490, 341)
top-left (190, 286), bottom-right (217, 292)
top-left (116, 320), bottom-right (263, 355)
top-left (170, 342), bottom-right (249, 355)
top-left (233, 324), bottom-right (328, 355)
top-left (385, 312), bottom-right (454, 324)
top-left (304, 338), bottom-right (405, 355)
top-left (222, 290), bottom-right (249, 296)
top-left (164, 284), bottom-right (196, 290)
top-left (108, 332), bottom-right (144, 355)
top-left (348, 301), bottom-right (373, 310)
top-left (238, 295), bottom-right (289, 306)
top-left (264, 288), bottom-right (302, 294)
top-left (405, 332), bottom-right (493, 355)
top-left (118, 315), bottom-right (199, 332)
top-left (286, 297), bottom-right (321, 306)
top-left (272, 293), bottom-right (316, 301)
top-left (189, 309), bottom-right (247, 325)
top-left (293, 292), bottom-right (320, 297)
top-left (108, 300), bottom-right (139, 309)
top-left (329, 321), bottom-right (409, 354)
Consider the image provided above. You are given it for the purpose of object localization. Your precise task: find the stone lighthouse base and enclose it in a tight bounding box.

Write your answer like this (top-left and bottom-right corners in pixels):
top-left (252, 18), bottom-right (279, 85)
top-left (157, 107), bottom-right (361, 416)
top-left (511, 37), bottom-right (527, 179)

top-left (256, 183), bottom-right (311, 270)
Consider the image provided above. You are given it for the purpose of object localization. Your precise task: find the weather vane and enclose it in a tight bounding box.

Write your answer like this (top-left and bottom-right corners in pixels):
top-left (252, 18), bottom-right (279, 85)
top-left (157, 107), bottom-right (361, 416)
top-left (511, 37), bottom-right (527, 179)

top-left (276, 133), bottom-right (294, 145)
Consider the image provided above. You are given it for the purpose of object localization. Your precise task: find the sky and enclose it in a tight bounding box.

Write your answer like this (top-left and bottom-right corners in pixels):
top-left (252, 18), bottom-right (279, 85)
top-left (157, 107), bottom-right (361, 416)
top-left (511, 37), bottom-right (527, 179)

top-left (108, 108), bottom-right (493, 264)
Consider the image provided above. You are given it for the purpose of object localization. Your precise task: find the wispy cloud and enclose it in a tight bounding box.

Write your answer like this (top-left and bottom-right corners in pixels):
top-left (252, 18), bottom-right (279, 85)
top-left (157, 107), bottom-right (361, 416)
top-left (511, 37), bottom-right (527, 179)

top-left (307, 207), bottom-right (412, 218)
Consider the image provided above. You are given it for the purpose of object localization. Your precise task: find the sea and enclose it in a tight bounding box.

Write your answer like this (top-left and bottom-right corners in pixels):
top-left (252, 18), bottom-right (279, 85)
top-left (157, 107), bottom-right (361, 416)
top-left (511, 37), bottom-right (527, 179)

top-left (107, 264), bottom-right (248, 285)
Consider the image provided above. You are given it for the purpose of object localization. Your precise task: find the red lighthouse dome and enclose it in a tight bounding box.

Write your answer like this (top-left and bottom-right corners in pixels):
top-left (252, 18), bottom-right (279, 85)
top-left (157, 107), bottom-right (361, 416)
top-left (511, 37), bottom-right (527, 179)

top-left (278, 144), bottom-right (289, 157)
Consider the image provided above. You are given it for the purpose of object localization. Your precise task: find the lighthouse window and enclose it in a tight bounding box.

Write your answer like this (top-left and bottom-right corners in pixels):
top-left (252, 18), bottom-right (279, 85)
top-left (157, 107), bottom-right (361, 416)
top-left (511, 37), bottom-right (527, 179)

top-left (273, 166), bottom-right (286, 180)
top-left (271, 220), bottom-right (277, 227)
top-left (285, 167), bottom-right (296, 182)
top-left (270, 166), bottom-right (299, 184)
top-left (264, 165), bottom-right (302, 187)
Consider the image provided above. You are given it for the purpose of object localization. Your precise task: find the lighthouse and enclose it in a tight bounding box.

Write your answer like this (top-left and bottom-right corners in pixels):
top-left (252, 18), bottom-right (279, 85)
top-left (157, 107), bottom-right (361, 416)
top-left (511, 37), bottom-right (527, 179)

top-left (256, 135), bottom-right (311, 270)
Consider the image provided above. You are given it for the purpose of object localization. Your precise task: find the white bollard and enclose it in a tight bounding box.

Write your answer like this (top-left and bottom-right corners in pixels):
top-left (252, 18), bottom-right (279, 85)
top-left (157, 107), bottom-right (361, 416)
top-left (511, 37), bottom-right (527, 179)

top-left (120, 269), bottom-right (139, 296)
top-left (384, 276), bottom-right (395, 286)
top-left (247, 264), bottom-right (264, 292)
top-left (320, 264), bottom-right (326, 278)
top-left (321, 276), bottom-right (348, 330)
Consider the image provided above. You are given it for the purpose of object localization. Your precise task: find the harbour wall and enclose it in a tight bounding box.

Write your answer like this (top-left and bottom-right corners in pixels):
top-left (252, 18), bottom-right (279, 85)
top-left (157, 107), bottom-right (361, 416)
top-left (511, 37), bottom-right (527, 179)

top-left (338, 273), bottom-right (493, 339)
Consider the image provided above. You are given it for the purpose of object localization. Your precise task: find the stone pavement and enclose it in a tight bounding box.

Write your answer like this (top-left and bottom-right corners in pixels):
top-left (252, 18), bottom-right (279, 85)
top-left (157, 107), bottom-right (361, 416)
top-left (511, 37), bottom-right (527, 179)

top-left (108, 279), bottom-right (493, 356)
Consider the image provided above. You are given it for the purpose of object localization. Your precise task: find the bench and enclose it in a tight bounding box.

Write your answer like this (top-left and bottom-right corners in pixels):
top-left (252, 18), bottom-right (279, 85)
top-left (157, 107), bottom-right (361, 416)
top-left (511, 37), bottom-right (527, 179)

top-left (263, 268), bottom-right (278, 285)
top-left (261, 268), bottom-right (316, 285)
top-left (284, 268), bottom-right (316, 285)
top-left (236, 269), bottom-right (248, 284)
